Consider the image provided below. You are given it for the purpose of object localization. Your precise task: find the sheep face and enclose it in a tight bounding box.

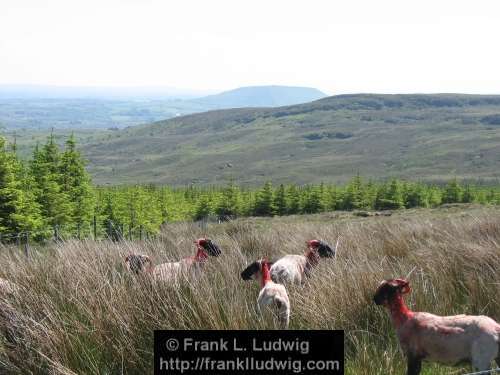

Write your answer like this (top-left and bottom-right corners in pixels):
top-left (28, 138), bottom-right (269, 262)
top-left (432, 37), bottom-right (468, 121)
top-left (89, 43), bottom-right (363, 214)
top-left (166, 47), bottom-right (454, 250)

top-left (196, 238), bottom-right (222, 257)
top-left (241, 259), bottom-right (276, 280)
top-left (125, 254), bottom-right (153, 274)
top-left (241, 260), bottom-right (262, 281)
top-left (373, 279), bottom-right (411, 306)
top-left (308, 240), bottom-right (335, 258)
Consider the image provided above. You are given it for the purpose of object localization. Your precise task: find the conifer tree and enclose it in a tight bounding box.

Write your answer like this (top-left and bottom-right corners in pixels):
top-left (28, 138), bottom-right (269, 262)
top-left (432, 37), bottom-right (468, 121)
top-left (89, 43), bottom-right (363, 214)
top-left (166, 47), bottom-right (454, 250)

top-left (342, 174), bottom-right (368, 210)
top-left (59, 134), bottom-right (94, 233)
top-left (138, 187), bottom-right (162, 233)
top-left (364, 180), bottom-right (378, 209)
top-left (101, 191), bottom-right (122, 240)
top-left (324, 185), bottom-right (338, 211)
top-left (427, 186), bottom-right (442, 207)
top-left (461, 185), bottom-right (475, 203)
top-left (194, 194), bottom-right (212, 221)
top-left (0, 137), bottom-right (43, 235)
top-left (286, 185), bottom-right (301, 215)
top-left (215, 181), bottom-right (241, 218)
top-left (253, 182), bottom-right (275, 216)
top-left (404, 183), bottom-right (429, 208)
top-left (303, 186), bottom-right (323, 213)
top-left (239, 190), bottom-right (255, 216)
top-left (157, 188), bottom-right (170, 224)
top-left (375, 179), bottom-right (405, 210)
top-left (274, 184), bottom-right (288, 216)
top-left (30, 135), bottom-right (71, 229)
top-left (442, 179), bottom-right (463, 203)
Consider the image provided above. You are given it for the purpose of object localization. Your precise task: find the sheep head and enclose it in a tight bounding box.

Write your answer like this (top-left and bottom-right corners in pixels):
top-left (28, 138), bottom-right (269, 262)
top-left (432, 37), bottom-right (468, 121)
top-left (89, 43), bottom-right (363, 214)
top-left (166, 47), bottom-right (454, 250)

top-left (307, 239), bottom-right (335, 258)
top-left (373, 278), bottom-right (411, 306)
top-left (240, 258), bottom-right (274, 281)
top-left (125, 254), bottom-right (153, 274)
top-left (195, 238), bottom-right (222, 257)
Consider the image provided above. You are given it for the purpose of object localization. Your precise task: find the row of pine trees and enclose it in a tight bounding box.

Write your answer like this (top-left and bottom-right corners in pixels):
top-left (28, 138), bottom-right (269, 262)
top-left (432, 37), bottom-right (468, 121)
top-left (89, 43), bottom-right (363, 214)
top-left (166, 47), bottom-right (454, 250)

top-left (1, 135), bottom-right (500, 241)
top-left (99, 177), bottom-right (499, 237)
top-left (0, 135), bottom-right (93, 239)
top-left (191, 177), bottom-right (498, 220)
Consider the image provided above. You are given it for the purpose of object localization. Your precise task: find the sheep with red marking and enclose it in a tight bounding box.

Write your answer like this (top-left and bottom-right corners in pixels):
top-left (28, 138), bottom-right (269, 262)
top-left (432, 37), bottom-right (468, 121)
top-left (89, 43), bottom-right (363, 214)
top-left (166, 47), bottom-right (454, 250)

top-left (125, 238), bottom-right (221, 282)
top-left (241, 239), bottom-right (336, 285)
top-left (373, 278), bottom-right (500, 375)
top-left (255, 258), bottom-right (290, 329)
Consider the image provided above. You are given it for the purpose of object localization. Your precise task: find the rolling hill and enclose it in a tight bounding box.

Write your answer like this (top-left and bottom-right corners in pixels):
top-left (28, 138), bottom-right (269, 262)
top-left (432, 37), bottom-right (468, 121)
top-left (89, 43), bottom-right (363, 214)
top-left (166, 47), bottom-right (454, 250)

top-left (79, 94), bottom-right (500, 185)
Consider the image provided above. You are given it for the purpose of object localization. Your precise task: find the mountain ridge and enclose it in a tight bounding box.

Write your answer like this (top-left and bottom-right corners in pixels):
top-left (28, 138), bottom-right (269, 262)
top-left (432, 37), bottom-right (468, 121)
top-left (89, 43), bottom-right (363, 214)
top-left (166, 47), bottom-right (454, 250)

top-left (82, 93), bottom-right (500, 186)
top-left (190, 85), bottom-right (327, 108)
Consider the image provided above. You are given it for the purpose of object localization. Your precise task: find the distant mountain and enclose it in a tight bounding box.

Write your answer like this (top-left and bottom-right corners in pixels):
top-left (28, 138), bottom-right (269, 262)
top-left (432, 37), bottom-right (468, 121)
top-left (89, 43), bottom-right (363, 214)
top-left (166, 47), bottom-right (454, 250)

top-left (191, 86), bottom-right (327, 108)
top-left (81, 93), bottom-right (500, 186)
top-left (0, 85), bottom-right (326, 130)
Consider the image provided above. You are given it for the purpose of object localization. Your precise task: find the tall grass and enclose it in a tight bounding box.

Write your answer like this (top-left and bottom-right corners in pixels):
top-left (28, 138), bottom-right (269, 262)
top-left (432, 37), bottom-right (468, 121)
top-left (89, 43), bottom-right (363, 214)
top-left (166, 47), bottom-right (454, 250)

top-left (0, 206), bottom-right (499, 374)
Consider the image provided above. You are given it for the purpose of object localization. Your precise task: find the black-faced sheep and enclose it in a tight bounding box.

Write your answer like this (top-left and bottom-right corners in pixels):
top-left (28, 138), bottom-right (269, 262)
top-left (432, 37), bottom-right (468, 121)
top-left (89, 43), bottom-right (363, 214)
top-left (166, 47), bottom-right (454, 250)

top-left (241, 239), bottom-right (336, 285)
top-left (125, 238), bottom-right (221, 282)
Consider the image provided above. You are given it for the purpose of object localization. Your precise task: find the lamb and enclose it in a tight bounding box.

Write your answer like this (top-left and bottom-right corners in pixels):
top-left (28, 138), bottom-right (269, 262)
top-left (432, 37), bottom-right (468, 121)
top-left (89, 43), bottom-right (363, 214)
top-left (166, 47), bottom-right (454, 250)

top-left (125, 238), bottom-right (221, 282)
top-left (241, 239), bottom-right (336, 285)
top-left (256, 258), bottom-right (290, 329)
top-left (373, 278), bottom-right (500, 375)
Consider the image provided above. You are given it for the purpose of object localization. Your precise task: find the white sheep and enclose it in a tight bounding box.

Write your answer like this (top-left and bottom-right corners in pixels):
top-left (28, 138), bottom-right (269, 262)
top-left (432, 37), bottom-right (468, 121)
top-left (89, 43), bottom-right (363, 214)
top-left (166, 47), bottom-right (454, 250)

top-left (256, 258), bottom-right (290, 329)
top-left (125, 238), bottom-right (221, 282)
top-left (241, 239), bottom-right (336, 285)
top-left (373, 278), bottom-right (500, 374)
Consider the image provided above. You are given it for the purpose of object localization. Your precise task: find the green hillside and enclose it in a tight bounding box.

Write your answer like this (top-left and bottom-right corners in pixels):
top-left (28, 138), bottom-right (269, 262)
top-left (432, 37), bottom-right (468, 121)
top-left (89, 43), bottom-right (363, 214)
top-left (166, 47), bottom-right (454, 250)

top-left (82, 93), bottom-right (500, 186)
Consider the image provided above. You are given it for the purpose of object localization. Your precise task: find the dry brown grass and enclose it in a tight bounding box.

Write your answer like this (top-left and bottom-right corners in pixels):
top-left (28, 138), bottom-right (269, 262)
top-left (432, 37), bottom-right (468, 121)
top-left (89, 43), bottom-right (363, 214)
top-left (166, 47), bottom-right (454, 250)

top-left (0, 206), bottom-right (499, 374)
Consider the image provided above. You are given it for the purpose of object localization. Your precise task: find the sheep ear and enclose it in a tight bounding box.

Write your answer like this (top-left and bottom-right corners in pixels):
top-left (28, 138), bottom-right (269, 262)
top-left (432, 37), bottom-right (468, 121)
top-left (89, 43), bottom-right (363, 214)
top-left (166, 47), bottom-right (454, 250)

top-left (395, 279), bottom-right (411, 294)
top-left (401, 285), bottom-right (411, 294)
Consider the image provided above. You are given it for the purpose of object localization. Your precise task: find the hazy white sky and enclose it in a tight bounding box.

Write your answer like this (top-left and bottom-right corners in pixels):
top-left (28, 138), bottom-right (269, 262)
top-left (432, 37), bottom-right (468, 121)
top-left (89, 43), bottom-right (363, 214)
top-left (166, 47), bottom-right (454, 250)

top-left (1, 0), bottom-right (500, 94)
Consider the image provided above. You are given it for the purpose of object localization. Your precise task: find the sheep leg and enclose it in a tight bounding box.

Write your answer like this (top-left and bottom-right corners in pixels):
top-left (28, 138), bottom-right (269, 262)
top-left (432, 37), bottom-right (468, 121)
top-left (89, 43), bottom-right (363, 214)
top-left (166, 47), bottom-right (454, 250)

top-left (496, 341), bottom-right (500, 367)
top-left (406, 354), bottom-right (422, 375)
top-left (276, 303), bottom-right (290, 329)
top-left (256, 299), bottom-right (263, 317)
top-left (471, 338), bottom-right (497, 372)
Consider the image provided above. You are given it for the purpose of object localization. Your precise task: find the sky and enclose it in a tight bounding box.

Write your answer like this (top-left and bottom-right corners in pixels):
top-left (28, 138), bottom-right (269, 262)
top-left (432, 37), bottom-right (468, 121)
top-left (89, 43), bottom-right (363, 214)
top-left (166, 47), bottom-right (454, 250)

top-left (1, 0), bottom-right (500, 95)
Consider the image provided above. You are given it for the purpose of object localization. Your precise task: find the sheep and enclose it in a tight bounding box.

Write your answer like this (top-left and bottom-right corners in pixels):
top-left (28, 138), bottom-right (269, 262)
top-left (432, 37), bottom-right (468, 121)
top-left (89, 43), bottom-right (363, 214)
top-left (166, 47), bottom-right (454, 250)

top-left (241, 239), bottom-right (336, 285)
top-left (125, 238), bottom-right (221, 282)
top-left (373, 278), bottom-right (500, 375)
top-left (255, 258), bottom-right (290, 329)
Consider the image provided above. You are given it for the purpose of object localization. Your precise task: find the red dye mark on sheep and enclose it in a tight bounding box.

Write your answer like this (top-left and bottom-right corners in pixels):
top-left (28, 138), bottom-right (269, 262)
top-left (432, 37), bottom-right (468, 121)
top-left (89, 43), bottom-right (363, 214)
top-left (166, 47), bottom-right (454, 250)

top-left (261, 260), bottom-right (272, 288)
top-left (388, 294), bottom-right (415, 328)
